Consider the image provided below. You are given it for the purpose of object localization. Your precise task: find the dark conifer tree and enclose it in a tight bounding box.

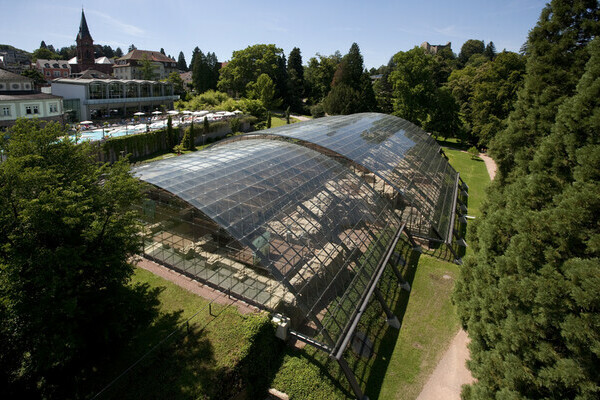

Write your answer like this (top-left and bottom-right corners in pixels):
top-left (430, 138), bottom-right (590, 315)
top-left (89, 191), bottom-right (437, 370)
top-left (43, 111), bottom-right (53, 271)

top-left (490, 0), bottom-right (600, 182)
top-left (455, 2), bottom-right (600, 399)
top-left (287, 47), bottom-right (305, 112)
top-left (177, 51), bottom-right (187, 71)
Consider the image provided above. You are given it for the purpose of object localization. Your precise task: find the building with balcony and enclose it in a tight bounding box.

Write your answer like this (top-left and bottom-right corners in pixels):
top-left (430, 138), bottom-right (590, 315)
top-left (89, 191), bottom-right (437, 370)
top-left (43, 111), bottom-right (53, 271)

top-left (0, 68), bottom-right (64, 128)
top-left (51, 77), bottom-right (179, 121)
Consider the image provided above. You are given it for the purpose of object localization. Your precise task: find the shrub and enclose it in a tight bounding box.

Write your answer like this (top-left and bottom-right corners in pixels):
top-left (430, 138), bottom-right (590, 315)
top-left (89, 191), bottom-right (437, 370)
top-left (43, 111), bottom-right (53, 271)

top-left (467, 146), bottom-right (479, 159)
top-left (310, 103), bottom-right (325, 118)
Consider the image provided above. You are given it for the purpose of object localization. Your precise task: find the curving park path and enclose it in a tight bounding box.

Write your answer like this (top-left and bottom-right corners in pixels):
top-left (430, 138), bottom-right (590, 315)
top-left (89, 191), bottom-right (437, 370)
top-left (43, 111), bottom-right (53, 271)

top-left (416, 152), bottom-right (496, 400)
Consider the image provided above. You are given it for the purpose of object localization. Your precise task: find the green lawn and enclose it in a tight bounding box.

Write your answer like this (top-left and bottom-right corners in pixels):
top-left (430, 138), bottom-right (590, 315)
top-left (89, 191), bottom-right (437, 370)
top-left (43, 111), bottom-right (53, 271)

top-left (95, 268), bottom-right (254, 400)
top-left (443, 147), bottom-right (491, 218)
top-left (271, 116), bottom-right (300, 127)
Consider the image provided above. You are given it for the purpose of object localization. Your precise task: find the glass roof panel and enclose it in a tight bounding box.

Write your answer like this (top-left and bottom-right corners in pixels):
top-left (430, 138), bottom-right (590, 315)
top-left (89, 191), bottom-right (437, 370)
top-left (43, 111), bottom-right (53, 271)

top-left (229, 113), bottom-right (458, 240)
top-left (135, 139), bottom-right (403, 347)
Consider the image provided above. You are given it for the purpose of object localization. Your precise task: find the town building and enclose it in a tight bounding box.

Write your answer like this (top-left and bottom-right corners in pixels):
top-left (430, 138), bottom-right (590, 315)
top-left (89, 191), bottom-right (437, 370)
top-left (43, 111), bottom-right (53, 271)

top-left (51, 77), bottom-right (179, 121)
top-left (0, 69), bottom-right (64, 128)
top-left (420, 41), bottom-right (452, 55)
top-left (34, 59), bottom-right (71, 82)
top-left (69, 9), bottom-right (113, 76)
top-left (113, 50), bottom-right (177, 80)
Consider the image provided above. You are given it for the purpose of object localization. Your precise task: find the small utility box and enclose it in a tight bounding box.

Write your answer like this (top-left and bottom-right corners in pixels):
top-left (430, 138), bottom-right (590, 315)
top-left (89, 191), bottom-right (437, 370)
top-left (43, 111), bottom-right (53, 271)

top-left (272, 313), bottom-right (290, 341)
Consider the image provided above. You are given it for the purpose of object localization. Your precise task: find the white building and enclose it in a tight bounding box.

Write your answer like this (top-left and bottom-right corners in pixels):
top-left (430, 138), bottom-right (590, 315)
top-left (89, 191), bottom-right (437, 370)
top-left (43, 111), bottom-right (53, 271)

top-left (0, 69), bottom-right (64, 128)
top-left (51, 77), bottom-right (179, 121)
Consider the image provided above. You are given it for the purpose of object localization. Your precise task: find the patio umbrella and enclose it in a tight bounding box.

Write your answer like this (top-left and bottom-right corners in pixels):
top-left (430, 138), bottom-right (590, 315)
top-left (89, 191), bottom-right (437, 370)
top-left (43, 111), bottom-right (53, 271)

top-left (80, 120), bottom-right (93, 124)
top-left (134, 112), bottom-right (145, 116)
top-left (167, 110), bottom-right (180, 115)
top-left (152, 111), bottom-right (162, 115)
top-left (182, 110), bottom-right (193, 115)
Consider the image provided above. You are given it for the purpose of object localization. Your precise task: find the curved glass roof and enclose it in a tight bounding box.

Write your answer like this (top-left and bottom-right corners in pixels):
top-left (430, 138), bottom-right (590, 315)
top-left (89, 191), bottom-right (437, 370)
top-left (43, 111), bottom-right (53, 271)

top-left (135, 139), bottom-right (403, 349)
top-left (231, 113), bottom-right (458, 240)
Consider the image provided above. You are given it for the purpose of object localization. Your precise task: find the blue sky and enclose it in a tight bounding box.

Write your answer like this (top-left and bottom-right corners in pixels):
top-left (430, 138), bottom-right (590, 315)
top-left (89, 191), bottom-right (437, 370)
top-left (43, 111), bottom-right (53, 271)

top-left (2, 0), bottom-right (546, 68)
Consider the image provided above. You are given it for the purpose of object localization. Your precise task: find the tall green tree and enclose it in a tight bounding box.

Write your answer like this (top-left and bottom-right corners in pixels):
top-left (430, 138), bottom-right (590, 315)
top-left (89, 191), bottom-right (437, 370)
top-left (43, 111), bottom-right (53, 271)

top-left (304, 51), bottom-right (342, 104)
top-left (247, 73), bottom-right (281, 110)
top-left (177, 51), bottom-right (187, 71)
top-left (490, 0), bottom-right (600, 182)
top-left (140, 54), bottom-right (156, 80)
top-left (287, 47), bottom-right (305, 112)
top-left (455, 35), bottom-right (600, 400)
top-left (323, 43), bottom-right (377, 115)
top-left (0, 119), bottom-right (145, 398)
top-left (458, 39), bottom-right (485, 65)
top-left (21, 69), bottom-right (46, 87)
top-left (31, 47), bottom-right (59, 61)
top-left (192, 49), bottom-right (219, 93)
top-left (217, 44), bottom-right (286, 98)
top-left (166, 71), bottom-right (185, 96)
top-left (389, 47), bottom-right (439, 125)
top-left (114, 47), bottom-right (123, 58)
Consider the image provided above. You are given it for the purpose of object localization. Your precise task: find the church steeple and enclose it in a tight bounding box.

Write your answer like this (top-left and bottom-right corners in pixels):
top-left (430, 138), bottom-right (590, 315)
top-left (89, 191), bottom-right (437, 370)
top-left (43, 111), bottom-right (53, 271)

top-left (76, 9), bottom-right (95, 68)
top-left (77, 9), bottom-right (92, 41)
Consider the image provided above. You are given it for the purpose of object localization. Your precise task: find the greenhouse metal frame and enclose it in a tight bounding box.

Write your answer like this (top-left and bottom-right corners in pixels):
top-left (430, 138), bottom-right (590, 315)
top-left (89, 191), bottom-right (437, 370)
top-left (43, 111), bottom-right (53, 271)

top-left (134, 113), bottom-right (465, 399)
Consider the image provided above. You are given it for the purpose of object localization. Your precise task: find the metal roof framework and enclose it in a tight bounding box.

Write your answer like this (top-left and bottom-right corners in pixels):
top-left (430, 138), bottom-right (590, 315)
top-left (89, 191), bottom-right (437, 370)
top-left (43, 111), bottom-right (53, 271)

top-left (134, 113), bottom-right (463, 398)
top-left (222, 113), bottom-right (462, 248)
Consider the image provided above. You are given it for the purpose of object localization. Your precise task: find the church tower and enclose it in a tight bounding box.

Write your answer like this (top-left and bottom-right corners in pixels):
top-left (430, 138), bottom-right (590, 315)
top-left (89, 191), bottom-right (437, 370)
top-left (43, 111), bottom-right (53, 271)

top-left (76, 9), bottom-right (95, 69)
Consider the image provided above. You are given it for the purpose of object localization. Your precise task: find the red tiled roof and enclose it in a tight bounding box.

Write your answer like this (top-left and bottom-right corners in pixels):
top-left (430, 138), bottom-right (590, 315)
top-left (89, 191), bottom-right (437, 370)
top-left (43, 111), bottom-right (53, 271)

top-left (117, 50), bottom-right (176, 63)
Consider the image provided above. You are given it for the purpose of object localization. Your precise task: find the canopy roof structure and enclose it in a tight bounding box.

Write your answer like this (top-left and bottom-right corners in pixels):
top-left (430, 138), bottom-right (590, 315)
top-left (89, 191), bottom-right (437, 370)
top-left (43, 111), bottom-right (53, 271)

top-left (134, 113), bottom-right (463, 399)
top-left (222, 113), bottom-right (460, 243)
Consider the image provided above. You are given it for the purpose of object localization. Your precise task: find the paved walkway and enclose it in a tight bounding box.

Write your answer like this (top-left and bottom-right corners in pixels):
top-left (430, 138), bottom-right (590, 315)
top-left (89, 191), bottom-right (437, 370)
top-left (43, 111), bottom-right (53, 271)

top-left (416, 153), bottom-right (497, 399)
top-left (134, 257), bottom-right (258, 315)
top-left (290, 114), bottom-right (312, 122)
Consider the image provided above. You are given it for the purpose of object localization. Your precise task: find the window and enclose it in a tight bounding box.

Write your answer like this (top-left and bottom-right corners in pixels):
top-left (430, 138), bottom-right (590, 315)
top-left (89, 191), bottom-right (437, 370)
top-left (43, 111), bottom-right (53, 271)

top-left (11, 83), bottom-right (19, 89)
top-left (0, 83), bottom-right (4, 90)
top-left (25, 105), bottom-right (39, 115)
top-left (2, 106), bottom-right (10, 116)
top-left (49, 103), bottom-right (58, 113)
top-left (24, 83), bottom-right (30, 89)
top-left (53, 71), bottom-right (60, 77)
top-left (46, 71), bottom-right (51, 76)
top-left (63, 71), bottom-right (68, 77)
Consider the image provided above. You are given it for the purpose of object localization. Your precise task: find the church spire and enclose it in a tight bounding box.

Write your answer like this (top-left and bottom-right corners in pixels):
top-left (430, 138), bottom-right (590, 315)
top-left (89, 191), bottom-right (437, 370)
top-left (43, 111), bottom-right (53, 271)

top-left (77, 9), bottom-right (92, 41)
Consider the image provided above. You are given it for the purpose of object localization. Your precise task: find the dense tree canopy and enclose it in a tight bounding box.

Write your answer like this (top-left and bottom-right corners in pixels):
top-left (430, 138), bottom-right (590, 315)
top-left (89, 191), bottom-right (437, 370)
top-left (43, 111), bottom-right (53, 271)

top-left (304, 51), bottom-right (342, 104)
top-left (0, 119), bottom-right (146, 398)
top-left (490, 0), bottom-right (600, 181)
top-left (455, 1), bottom-right (600, 399)
top-left (459, 39), bottom-right (485, 65)
top-left (217, 44), bottom-right (286, 99)
top-left (192, 48), bottom-right (219, 93)
top-left (323, 43), bottom-right (377, 115)
top-left (447, 51), bottom-right (525, 147)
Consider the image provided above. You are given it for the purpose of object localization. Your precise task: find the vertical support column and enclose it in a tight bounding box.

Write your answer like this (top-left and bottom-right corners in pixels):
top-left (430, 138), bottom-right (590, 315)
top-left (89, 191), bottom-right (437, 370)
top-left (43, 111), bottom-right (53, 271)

top-left (389, 257), bottom-right (411, 292)
top-left (374, 287), bottom-right (400, 329)
top-left (337, 356), bottom-right (368, 400)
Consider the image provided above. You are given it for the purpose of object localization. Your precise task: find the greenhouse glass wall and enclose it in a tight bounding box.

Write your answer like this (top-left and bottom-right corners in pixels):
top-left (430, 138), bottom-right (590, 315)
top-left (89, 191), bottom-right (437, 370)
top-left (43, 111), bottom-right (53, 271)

top-left (134, 113), bottom-right (463, 399)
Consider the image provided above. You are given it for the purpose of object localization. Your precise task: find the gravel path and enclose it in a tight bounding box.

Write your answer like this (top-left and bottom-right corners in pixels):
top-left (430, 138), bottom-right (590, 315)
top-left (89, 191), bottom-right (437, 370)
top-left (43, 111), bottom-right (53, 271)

top-left (478, 152), bottom-right (497, 181)
top-left (416, 153), bottom-right (497, 399)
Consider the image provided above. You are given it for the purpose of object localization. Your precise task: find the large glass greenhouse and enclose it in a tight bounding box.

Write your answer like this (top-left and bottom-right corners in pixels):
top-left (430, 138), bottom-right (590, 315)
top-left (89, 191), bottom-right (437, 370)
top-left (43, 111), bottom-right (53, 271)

top-left (133, 113), bottom-right (465, 399)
